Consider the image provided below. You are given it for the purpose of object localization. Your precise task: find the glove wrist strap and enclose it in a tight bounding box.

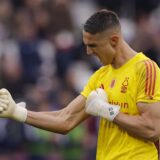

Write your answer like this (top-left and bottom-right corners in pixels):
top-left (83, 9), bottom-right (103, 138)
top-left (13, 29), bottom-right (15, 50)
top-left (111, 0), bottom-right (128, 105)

top-left (12, 105), bottom-right (27, 122)
top-left (98, 102), bottom-right (120, 121)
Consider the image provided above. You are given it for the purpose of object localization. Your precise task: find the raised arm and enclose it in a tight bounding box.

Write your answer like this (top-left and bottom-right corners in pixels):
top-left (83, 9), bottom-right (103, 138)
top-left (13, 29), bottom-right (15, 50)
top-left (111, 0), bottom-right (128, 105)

top-left (114, 102), bottom-right (160, 141)
top-left (85, 88), bottom-right (160, 141)
top-left (0, 88), bottom-right (89, 134)
top-left (26, 95), bottom-right (89, 134)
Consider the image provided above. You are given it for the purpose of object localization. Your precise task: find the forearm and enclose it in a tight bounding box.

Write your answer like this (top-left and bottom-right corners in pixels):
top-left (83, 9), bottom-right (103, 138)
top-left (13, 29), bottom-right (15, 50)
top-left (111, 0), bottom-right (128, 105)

top-left (25, 95), bottom-right (88, 134)
top-left (26, 110), bottom-right (70, 134)
top-left (0, 92), bottom-right (87, 135)
top-left (114, 112), bottom-right (157, 141)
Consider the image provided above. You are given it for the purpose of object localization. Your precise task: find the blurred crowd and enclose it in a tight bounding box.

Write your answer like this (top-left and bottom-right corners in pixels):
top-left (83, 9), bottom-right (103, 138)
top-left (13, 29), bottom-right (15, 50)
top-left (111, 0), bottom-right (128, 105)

top-left (0, 0), bottom-right (159, 160)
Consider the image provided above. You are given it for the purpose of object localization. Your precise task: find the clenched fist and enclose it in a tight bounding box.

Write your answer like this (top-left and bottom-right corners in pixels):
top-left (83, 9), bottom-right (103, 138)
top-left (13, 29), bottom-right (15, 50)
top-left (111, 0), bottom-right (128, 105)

top-left (0, 88), bottom-right (27, 122)
top-left (85, 88), bottom-right (120, 121)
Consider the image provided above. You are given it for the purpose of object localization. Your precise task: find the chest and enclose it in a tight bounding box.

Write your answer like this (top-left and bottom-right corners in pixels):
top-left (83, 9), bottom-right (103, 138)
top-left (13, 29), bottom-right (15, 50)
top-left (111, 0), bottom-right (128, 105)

top-left (96, 68), bottom-right (138, 114)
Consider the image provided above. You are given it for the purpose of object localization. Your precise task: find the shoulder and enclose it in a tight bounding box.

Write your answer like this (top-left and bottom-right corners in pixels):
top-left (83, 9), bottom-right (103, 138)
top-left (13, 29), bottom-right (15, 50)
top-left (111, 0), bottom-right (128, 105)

top-left (135, 58), bottom-right (159, 76)
top-left (135, 56), bottom-right (160, 92)
top-left (134, 53), bottom-right (160, 86)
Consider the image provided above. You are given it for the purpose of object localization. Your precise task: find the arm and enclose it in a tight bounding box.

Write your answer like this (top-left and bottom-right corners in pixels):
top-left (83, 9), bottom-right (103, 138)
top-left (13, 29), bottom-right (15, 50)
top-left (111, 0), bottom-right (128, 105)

top-left (0, 88), bottom-right (89, 135)
top-left (85, 88), bottom-right (160, 141)
top-left (26, 95), bottom-right (89, 134)
top-left (114, 102), bottom-right (160, 141)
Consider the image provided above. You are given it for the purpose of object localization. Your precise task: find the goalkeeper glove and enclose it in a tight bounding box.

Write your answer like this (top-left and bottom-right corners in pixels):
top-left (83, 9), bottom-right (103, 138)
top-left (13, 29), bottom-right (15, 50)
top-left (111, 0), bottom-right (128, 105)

top-left (85, 88), bottom-right (120, 121)
top-left (0, 88), bottom-right (27, 122)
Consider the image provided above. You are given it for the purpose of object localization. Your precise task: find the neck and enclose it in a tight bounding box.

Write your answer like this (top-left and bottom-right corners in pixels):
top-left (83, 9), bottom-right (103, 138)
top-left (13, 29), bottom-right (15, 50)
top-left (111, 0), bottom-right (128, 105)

top-left (111, 40), bottom-right (137, 68)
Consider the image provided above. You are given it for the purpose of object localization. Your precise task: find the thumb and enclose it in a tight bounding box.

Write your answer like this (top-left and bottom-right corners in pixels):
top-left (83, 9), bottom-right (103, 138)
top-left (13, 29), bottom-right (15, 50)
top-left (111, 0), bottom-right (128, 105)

top-left (16, 102), bottom-right (26, 108)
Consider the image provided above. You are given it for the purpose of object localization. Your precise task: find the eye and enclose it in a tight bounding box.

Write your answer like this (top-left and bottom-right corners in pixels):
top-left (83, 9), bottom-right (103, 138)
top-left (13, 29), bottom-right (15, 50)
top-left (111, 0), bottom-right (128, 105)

top-left (88, 44), bottom-right (97, 48)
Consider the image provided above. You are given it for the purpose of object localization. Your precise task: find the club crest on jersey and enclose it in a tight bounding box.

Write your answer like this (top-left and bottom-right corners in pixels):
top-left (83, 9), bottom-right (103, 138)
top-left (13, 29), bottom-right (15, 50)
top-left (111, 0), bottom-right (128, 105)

top-left (121, 77), bottom-right (129, 93)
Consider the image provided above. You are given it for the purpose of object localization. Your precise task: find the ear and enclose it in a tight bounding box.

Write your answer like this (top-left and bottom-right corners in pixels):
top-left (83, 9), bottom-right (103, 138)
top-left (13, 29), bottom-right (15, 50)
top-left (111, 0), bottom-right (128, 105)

top-left (110, 35), bottom-right (119, 47)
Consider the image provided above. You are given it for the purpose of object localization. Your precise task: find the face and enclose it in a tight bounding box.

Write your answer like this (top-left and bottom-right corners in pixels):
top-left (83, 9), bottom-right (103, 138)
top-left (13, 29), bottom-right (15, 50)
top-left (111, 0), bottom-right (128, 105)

top-left (83, 30), bottom-right (118, 65)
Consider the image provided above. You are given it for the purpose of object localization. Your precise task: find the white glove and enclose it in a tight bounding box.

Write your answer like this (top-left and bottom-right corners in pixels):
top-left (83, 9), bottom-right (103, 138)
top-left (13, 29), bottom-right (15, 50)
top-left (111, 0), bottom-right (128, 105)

top-left (0, 88), bottom-right (27, 122)
top-left (85, 88), bottom-right (120, 121)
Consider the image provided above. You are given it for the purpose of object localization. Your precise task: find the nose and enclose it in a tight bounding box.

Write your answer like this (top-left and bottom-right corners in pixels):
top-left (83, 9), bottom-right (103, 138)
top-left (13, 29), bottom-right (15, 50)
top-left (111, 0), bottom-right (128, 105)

top-left (86, 46), bottom-right (93, 55)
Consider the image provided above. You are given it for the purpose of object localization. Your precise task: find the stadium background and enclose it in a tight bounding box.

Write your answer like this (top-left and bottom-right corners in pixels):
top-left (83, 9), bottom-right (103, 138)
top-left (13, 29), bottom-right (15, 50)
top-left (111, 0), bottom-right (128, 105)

top-left (0, 0), bottom-right (159, 159)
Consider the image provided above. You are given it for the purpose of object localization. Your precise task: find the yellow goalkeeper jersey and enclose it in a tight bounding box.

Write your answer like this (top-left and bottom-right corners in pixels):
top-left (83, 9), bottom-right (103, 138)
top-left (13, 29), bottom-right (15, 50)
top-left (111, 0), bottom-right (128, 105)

top-left (81, 53), bottom-right (160, 160)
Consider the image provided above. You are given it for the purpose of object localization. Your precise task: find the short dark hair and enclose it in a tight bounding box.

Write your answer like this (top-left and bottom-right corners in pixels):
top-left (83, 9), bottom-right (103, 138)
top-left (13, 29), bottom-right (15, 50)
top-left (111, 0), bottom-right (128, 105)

top-left (84, 9), bottom-right (121, 34)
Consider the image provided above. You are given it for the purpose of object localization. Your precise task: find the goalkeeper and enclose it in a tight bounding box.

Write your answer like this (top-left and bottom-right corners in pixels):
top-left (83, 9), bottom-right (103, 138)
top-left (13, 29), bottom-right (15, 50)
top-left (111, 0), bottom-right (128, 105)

top-left (1, 9), bottom-right (160, 160)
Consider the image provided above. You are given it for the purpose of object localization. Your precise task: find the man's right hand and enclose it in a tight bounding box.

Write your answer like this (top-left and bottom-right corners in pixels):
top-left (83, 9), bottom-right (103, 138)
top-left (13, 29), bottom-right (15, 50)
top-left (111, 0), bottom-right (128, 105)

top-left (0, 88), bottom-right (27, 122)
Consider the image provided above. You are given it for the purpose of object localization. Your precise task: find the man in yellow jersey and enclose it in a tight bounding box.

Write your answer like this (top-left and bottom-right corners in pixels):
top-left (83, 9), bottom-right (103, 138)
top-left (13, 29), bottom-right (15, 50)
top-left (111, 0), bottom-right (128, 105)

top-left (0, 9), bottom-right (160, 160)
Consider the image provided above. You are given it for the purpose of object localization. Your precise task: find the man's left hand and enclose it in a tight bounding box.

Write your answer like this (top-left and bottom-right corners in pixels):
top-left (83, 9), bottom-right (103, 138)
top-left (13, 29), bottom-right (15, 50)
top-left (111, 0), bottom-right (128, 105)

top-left (85, 88), bottom-right (120, 121)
